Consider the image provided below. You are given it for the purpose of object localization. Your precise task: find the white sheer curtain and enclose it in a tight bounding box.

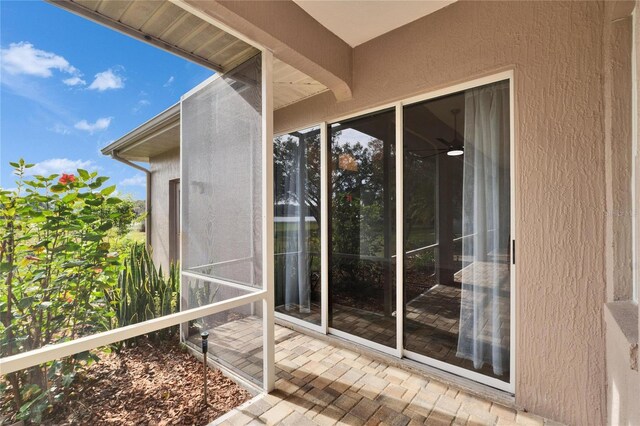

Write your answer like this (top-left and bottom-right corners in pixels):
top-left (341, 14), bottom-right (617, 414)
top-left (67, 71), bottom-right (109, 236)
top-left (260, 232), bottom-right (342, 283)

top-left (283, 137), bottom-right (311, 313)
top-left (456, 80), bottom-right (510, 376)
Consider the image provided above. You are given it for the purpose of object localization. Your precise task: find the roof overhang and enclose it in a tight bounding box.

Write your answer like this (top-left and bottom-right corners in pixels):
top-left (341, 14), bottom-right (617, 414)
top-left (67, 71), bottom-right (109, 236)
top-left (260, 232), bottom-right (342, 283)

top-left (49, 0), bottom-right (259, 73)
top-left (101, 103), bottom-right (180, 162)
top-left (49, 0), bottom-right (331, 108)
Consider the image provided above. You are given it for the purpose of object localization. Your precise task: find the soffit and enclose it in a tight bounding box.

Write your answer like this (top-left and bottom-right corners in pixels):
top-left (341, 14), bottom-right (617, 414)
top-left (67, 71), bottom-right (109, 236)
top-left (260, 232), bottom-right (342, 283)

top-left (119, 123), bottom-right (180, 162)
top-left (52, 0), bottom-right (259, 72)
top-left (100, 103), bottom-right (180, 162)
top-left (293, 0), bottom-right (457, 47)
top-left (274, 60), bottom-right (329, 109)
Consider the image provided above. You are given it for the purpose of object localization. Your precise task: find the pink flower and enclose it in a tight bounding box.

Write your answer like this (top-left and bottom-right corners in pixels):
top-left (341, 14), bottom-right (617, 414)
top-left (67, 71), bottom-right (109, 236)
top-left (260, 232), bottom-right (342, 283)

top-left (59, 174), bottom-right (76, 185)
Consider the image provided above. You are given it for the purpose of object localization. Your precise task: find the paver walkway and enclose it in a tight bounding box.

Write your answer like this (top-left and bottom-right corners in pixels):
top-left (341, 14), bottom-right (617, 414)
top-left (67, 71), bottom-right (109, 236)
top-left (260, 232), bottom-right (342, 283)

top-left (214, 325), bottom-right (557, 426)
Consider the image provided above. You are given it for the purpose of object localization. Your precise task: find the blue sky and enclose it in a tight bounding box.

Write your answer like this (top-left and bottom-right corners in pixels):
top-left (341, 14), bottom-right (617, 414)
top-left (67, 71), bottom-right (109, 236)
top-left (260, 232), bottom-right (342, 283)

top-left (0, 0), bottom-right (213, 199)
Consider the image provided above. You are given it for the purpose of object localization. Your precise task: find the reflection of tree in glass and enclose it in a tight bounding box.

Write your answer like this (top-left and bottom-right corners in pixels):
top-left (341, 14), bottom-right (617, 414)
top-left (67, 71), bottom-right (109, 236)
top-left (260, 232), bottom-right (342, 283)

top-left (404, 150), bottom-right (437, 249)
top-left (330, 132), bottom-right (394, 311)
top-left (331, 137), bottom-right (386, 257)
top-left (273, 131), bottom-right (320, 225)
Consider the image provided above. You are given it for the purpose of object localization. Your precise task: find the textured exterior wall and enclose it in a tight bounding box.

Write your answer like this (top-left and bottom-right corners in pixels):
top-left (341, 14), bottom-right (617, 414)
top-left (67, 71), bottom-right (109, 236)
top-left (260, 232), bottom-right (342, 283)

top-left (149, 148), bottom-right (180, 271)
top-left (636, 0), bottom-right (640, 344)
top-left (604, 5), bottom-right (634, 302)
top-left (603, 2), bottom-right (640, 424)
top-left (274, 2), bottom-right (606, 424)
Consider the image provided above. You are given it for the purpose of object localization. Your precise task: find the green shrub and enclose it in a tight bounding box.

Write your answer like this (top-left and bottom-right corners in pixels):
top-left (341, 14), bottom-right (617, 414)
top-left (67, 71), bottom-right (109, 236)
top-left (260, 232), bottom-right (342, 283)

top-left (0, 159), bottom-right (135, 422)
top-left (106, 243), bottom-right (180, 343)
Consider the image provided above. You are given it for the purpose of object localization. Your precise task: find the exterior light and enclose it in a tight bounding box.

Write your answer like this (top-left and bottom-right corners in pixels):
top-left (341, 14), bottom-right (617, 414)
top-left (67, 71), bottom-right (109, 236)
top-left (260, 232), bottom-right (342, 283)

top-left (201, 331), bottom-right (209, 405)
top-left (447, 148), bottom-right (464, 156)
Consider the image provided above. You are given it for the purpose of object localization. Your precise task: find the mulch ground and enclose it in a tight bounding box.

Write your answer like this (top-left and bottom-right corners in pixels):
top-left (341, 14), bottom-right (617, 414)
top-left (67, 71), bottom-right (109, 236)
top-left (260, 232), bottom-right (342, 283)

top-left (45, 338), bottom-right (252, 425)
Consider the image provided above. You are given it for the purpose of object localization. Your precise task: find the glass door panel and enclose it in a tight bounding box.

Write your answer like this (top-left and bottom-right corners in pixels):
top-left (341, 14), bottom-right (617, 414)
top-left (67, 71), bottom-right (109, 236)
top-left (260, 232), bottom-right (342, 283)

top-left (403, 80), bottom-right (511, 381)
top-left (329, 110), bottom-right (396, 349)
top-left (274, 126), bottom-right (322, 325)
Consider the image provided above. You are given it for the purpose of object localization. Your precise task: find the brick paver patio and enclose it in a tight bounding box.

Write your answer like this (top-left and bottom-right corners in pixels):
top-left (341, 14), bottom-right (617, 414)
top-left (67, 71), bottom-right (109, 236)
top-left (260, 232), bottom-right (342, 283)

top-left (213, 325), bottom-right (557, 426)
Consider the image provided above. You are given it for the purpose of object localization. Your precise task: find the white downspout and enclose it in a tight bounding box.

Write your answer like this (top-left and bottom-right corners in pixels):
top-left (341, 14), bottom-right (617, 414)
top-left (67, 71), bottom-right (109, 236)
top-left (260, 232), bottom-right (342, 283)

top-left (111, 152), bottom-right (152, 249)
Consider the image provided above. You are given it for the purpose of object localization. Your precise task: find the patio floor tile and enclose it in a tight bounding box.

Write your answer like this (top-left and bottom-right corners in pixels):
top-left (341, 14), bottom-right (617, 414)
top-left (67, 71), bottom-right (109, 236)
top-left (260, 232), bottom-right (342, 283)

top-left (210, 325), bottom-right (557, 426)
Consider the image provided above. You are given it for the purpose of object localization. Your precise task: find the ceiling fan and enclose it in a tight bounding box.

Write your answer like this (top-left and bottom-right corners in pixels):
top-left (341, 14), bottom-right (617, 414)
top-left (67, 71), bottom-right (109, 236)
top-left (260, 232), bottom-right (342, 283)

top-left (412, 108), bottom-right (464, 158)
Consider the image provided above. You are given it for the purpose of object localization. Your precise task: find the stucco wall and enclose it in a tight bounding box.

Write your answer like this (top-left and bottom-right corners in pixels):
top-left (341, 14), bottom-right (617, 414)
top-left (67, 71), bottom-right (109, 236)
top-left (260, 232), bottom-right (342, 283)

top-left (602, 2), bottom-right (640, 425)
top-left (274, 2), bottom-right (606, 424)
top-left (637, 0), bottom-right (640, 347)
top-left (636, 0), bottom-right (640, 354)
top-left (604, 7), bottom-right (634, 302)
top-left (149, 148), bottom-right (180, 271)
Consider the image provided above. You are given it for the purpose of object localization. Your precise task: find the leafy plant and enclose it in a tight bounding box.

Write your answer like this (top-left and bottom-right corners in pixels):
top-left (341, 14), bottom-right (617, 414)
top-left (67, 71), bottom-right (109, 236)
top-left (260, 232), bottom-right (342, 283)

top-left (0, 159), bottom-right (135, 423)
top-left (106, 243), bottom-right (180, 344)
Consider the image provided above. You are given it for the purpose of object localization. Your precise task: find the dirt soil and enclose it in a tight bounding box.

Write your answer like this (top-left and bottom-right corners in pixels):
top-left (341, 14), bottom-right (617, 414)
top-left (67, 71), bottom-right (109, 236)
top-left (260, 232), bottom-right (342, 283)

top-left (46, 338), bottom-right (251, 425)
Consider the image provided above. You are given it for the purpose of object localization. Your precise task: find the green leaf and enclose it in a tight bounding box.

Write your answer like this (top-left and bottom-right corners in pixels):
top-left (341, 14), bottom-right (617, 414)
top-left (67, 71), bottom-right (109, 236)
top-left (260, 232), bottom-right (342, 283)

top-left (50, 184), bottom-right (66, 193)
top-left (17, 296), bottom-right (35, 310)
top-left (101, 185), bottom-right (116, 196)
top-left (89, 176), bottom-right (110, 189)
top-left (83, 234), bottom-right (103, 242)
top-left (31, 271), bottom-right (46, 282)
top-left (62, 193), bottom-right (78, 203)
top-left (96, 176), bottom-right (109, 185)
top-left (77, 169), bottom-right (90, 180)
top-left (73, 351), bottom-right (91, 362)
top-left (85, 198), bottom-right (103, 206)
top-left (106, 197), bottom-right (122, 205)
top-left (98, 221), bottom-right (113, 232)
top-left (32, 240), bottom-right (50, 248)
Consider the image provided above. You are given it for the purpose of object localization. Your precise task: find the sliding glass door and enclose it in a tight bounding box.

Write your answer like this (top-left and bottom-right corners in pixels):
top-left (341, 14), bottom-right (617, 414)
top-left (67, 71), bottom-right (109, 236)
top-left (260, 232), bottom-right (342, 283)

top-left (403, 80), bottom-right (511, 382)
top-left (328, 110), bottom-right (396, 349)
top-left (280, 75), bottom-right (513, 388)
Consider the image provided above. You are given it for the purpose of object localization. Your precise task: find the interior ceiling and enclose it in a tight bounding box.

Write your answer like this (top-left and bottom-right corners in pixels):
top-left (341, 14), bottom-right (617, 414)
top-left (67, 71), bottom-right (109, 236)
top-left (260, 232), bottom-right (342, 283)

top-left (293, 0), bottom-right (457, 47)
top-left (332, 93), bottom-right (464, 157)
top-left (51, 0), bottom-right (328, 110)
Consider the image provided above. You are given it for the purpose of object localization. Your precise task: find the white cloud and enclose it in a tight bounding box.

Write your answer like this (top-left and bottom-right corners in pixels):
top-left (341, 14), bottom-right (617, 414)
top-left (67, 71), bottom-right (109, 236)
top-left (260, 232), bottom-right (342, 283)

top-left (120, 174), bottom-right (146, 187)
top-left (62, 76), bottom-right (86, 86)
top-left (74, 117), bottom-right (112, 134)
top-left (88, 68), bottom-right (124, 91)
top-left (48, 123), bottom-right (71, 135)
top-left (132, 99), bottom-right (150, 113)
top-left (1, 42), bottom-right (80, 78)
top-left (163, 76), bottom-right (174, 87)
top-left (29, 158), bottom-right (96, 176)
